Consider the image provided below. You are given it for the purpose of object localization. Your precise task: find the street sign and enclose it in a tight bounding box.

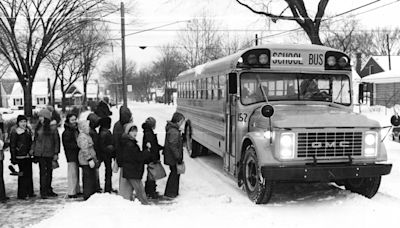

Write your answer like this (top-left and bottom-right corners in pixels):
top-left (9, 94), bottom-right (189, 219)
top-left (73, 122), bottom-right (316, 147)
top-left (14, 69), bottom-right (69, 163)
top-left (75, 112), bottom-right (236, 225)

top-left (127, 85), bottom-right (132, 92)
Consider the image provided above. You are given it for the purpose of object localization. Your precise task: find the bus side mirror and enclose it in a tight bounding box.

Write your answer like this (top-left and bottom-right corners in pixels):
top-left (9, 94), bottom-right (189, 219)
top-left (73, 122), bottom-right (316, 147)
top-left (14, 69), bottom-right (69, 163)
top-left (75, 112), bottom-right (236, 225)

top-left (391, 115), bottom-right (400, 127)
top-left (261, 105), bottom-right (274, 118)
top-left (228, 73), bottom-right (237, 94)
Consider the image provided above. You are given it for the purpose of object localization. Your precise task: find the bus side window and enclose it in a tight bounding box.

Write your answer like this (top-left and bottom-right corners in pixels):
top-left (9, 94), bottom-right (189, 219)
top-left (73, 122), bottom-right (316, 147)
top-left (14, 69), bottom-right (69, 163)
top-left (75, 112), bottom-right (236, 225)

top-left (196, 79), bottom-right (200, 99)
top-left (219, 75), bottom-right (225, 100)
top-left (208, 77), bottom-right (212, 100)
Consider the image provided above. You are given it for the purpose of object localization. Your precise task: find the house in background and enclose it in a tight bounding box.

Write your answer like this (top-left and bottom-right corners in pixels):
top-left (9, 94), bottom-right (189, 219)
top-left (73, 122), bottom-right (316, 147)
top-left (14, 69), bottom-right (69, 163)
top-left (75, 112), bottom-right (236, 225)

top-left (357, 55), bottom-right (400, 77)
top-left (9, 81), bottom-right (49, 110)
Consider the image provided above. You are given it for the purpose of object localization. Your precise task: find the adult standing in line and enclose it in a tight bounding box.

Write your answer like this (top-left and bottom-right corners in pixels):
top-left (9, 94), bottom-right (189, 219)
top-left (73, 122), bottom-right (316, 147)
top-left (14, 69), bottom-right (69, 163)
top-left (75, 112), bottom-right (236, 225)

top-left (163, 112), bottom-right (185, 199)
top-left (113, 106), bottom-right (132, 193)
top-left (33, 109), bottom-right (60, 199)
top-left (10, 115), bottom-right (34, 200)
top-left (62, 114), bottom-right (82, 198)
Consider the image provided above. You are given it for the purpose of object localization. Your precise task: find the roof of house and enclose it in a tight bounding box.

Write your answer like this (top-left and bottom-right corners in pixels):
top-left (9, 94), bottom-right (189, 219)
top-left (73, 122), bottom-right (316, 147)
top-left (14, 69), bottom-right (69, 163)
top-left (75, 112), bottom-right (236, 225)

top-left (1, 79), bottom-right (17, 94)
top-left (10, 81), bottom-right (49, 97)
top-left (361, 70), bottom-right (400, 84)
top-left (363, 56), bottom-right (400, 72)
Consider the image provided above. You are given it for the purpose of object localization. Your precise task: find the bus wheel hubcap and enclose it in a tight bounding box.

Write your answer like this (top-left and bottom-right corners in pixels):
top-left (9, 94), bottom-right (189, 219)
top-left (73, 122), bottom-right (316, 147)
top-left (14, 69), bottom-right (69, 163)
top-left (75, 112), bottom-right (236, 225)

top-left (246, 157), bottom-right (258, 191)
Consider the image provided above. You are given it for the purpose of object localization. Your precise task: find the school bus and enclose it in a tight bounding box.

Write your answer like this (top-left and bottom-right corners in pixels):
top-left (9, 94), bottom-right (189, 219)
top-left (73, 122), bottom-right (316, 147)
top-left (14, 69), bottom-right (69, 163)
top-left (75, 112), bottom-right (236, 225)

top-left (176, 44), bottom-right (393, 204)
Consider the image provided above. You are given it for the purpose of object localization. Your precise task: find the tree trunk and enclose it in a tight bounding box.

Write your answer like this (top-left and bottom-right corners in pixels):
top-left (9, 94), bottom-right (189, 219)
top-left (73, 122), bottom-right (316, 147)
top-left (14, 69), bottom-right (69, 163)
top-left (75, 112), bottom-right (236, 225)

top-left (83, 80), bottom-right (88, 105)
top-left (61, 92), bottom-right (67, 113)
top-left (51, 85), bottom-right (56, 107)
top-left (307, 29), bottom-right (323, 45)
top-left (23, 84), bottom-right (33, 117)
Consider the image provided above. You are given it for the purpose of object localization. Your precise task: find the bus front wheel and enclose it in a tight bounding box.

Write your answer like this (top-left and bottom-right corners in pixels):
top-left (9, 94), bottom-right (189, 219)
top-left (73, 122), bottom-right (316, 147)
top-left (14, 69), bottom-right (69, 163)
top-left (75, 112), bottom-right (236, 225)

top-left (243, 146), bottom-right (274, 204)
top-left (344, 176), bottom-right (381, 198)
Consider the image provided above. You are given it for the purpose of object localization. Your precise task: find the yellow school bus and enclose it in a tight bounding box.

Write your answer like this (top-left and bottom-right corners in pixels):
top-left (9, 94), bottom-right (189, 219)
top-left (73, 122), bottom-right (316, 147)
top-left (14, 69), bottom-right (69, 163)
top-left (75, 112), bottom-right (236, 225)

top-left (176, 44), bottom-right (392, 204)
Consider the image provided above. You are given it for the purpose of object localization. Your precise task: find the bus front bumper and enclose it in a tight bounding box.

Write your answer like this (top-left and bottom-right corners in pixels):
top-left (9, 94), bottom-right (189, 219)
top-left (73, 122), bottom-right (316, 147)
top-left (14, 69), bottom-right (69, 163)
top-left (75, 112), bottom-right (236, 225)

top-left (260, 163), bottom-right (392, 182)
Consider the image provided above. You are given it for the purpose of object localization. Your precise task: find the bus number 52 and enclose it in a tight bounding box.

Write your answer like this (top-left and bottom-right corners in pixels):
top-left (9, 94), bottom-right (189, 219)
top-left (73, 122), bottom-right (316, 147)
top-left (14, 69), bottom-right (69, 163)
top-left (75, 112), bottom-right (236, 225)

top-left (238, 113), bottom-right (248, 122)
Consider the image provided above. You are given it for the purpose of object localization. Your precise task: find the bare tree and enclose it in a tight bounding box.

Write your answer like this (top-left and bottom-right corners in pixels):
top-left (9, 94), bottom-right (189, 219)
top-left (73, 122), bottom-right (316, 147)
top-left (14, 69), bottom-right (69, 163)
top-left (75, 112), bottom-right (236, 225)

top-left (76, 23), bottom-right (109, 105)
top-left (0, 0), bottom-right (112, 116)
top-left (221, 34), bottom-right (254, 56)
top-left (236, 0), bottom-right (329, 45)
top-left (178, 12), bottom-right (224, 68)
top-left (101, 59), bottom-right (136, 103)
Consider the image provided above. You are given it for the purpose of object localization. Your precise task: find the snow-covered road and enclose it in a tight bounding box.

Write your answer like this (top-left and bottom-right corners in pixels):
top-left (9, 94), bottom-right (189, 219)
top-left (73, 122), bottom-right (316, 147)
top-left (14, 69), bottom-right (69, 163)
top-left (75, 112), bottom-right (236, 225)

top-left (1, 102), bottom-right (400, 228)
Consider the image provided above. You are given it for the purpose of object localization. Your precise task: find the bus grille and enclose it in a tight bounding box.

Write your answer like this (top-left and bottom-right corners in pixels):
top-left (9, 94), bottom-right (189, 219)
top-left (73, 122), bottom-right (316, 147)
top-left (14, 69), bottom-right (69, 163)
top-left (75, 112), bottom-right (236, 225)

top-left (297, 132), bottom-right (363, 158)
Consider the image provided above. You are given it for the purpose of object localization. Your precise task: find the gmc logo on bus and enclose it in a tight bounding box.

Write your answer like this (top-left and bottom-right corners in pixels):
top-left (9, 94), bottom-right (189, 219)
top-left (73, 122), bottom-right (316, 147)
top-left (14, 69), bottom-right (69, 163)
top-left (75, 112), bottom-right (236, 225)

top-left (311, 141), bottom-right (350, 148)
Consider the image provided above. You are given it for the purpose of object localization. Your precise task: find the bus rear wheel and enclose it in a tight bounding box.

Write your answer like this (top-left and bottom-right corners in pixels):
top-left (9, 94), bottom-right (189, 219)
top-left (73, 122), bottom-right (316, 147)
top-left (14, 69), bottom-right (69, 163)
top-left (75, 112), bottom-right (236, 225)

top-left (344, 176), bottom-right (381, 198)
top-left (242, 146), bottom-right (273, 204)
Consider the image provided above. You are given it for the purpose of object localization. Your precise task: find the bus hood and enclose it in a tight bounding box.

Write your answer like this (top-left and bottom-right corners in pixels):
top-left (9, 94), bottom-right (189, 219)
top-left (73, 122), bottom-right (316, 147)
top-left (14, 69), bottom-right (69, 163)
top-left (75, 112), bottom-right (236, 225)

top-left (268, 105), bottom-right (381, 128)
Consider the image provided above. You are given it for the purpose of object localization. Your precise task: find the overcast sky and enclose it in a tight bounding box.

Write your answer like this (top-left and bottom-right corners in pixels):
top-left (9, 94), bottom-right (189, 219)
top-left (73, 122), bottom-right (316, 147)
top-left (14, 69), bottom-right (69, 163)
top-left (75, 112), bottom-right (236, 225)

top-left (99, 0), bottom-right (400, 72)
top-left (4, 0), bottom-right (399, 81)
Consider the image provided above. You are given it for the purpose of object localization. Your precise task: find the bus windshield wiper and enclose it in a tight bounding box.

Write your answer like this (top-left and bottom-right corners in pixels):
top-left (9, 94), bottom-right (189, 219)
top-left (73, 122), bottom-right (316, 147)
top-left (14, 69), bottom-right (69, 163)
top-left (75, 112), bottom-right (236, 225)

top-left (256, 75), bottom-right (269, 103)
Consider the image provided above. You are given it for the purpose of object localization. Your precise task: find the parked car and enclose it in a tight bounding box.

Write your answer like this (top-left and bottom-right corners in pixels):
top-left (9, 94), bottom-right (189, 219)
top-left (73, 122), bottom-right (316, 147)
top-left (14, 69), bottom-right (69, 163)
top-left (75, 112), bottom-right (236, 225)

top-left (0, 107), bottom-right (14, 114)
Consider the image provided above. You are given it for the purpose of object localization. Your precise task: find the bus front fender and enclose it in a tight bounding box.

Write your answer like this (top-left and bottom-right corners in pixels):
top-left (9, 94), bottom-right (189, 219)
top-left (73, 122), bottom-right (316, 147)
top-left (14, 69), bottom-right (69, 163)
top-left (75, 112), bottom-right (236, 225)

top-left (241, 132), bottom-right (276, 165)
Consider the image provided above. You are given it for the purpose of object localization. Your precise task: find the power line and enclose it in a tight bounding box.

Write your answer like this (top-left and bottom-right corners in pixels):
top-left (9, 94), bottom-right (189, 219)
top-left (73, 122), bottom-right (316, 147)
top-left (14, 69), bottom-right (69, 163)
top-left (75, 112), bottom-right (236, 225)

top-left (253, 0), bottom-right (400, 43)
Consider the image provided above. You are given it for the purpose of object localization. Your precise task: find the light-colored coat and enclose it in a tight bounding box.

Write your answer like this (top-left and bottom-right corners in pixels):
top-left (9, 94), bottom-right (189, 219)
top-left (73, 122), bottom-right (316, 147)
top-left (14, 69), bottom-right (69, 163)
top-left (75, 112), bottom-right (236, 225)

top-left (77, 120), bottom-right (97, 166)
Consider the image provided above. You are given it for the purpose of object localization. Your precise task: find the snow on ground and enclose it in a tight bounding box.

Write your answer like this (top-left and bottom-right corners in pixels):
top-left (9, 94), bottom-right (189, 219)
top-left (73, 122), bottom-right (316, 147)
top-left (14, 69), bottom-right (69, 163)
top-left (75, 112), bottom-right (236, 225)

top-left (1, 102), bottom-right (400, 228)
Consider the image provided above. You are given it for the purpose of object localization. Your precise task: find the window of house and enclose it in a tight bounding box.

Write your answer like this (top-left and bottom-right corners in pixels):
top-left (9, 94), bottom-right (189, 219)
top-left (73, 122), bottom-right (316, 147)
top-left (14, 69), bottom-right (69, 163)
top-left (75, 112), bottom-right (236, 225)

top-left (37, 97), bottom-right (46, 105)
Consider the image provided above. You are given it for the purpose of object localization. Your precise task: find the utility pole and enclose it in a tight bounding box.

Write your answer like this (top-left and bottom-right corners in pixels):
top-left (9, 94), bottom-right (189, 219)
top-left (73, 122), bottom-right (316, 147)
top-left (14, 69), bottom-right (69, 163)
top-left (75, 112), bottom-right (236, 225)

top-left (255, 34), bottom-right (258, 46)
top-left (121, 2), bottom-right (127, 107)
top-left (387, 34), bottom-right (391, 71)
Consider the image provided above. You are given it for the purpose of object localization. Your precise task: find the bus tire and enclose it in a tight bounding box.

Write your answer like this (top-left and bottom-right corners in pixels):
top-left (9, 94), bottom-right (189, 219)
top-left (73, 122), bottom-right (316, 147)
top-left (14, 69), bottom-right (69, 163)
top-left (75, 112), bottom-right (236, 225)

top-left (344, 176), bottom-right (381, 198)
top-left (242, 145), bottom-right (273, 204)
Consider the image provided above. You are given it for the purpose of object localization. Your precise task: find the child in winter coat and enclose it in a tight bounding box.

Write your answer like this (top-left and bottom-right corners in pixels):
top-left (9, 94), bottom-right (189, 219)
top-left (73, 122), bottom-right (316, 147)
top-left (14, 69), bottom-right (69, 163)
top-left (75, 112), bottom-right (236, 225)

top-left (142, 117), bottom-right (163, 199)
top-left (163, 112), bottom-right (185, 199)
top-left (10, 115), bottom-right (34, 200)
top-left (77, 120), bottom-right (98, 200)
top-left (62, 114), bottom-right (81, 198)
top-left (33, 109), bottom-right (60, 199)
top-left (120, 123), bottom-right (151, 204)
top-left (98, 117), bottom-right (115, 193)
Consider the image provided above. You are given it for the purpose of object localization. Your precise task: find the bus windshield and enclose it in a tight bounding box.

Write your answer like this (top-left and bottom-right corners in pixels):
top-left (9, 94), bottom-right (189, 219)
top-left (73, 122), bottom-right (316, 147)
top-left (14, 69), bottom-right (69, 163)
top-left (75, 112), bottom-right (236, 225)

top-left (240, 72), bottom-right (351, 106)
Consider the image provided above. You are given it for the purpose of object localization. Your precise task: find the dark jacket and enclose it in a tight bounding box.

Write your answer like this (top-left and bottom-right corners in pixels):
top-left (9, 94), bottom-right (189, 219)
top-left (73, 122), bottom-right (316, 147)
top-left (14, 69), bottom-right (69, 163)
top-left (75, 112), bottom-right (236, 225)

top-left (89, 128), bottom-right (100, 159)
top-left (113, 106), bottom-right (132, 167)
top-left (10, 127), bottom-right (32, 161)
top-left (121, 134), bottom-right (151, 179)
top-left (62, 123), bottom-right (80, 163)
top-left (142, 122), bottom-right (163, 162)
top-left (95, 100), bottom-right (112, 118)
top-left (98, 127), bottom-right (115, 159)
top-left (33, 125), bottom-right (60, 158)
top-left (163, 121), bottom-right (183, 166)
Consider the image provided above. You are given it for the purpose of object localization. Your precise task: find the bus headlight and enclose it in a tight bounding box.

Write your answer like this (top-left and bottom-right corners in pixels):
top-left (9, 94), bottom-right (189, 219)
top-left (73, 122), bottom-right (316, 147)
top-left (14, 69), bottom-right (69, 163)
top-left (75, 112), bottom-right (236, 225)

top-left (279, 133), bottom-right (295, 159)
top-left (364, 131), bottom-right (378, 157)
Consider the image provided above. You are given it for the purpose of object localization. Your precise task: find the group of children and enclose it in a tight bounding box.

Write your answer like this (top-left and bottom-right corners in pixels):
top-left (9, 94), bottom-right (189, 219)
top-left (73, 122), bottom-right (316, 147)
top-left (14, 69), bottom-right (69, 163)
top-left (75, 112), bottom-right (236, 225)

top-left (0, 104), bottom-right (186, 205)
top-left (65, 106), bottom-right (186, 204)
top-left (0, 108), bottom-right (61, 202)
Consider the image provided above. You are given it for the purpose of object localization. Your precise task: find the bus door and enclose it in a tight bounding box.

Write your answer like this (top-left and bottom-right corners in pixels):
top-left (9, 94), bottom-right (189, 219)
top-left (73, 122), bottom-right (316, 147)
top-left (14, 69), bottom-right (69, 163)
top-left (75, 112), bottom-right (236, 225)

top-left (225, 73), bottom-right (238, 175)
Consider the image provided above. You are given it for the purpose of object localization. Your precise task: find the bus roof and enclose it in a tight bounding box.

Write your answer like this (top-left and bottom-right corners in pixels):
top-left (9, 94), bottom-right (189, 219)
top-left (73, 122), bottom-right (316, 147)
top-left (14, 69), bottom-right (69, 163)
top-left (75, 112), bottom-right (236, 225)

top-left (177, 44), bottom-right (340, 80)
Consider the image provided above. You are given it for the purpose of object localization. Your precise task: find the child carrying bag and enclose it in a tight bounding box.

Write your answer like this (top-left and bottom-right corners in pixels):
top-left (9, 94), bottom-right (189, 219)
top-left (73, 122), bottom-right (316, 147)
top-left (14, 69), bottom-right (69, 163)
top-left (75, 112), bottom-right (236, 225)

top-left (147, 161), bottom-right (166, 180)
